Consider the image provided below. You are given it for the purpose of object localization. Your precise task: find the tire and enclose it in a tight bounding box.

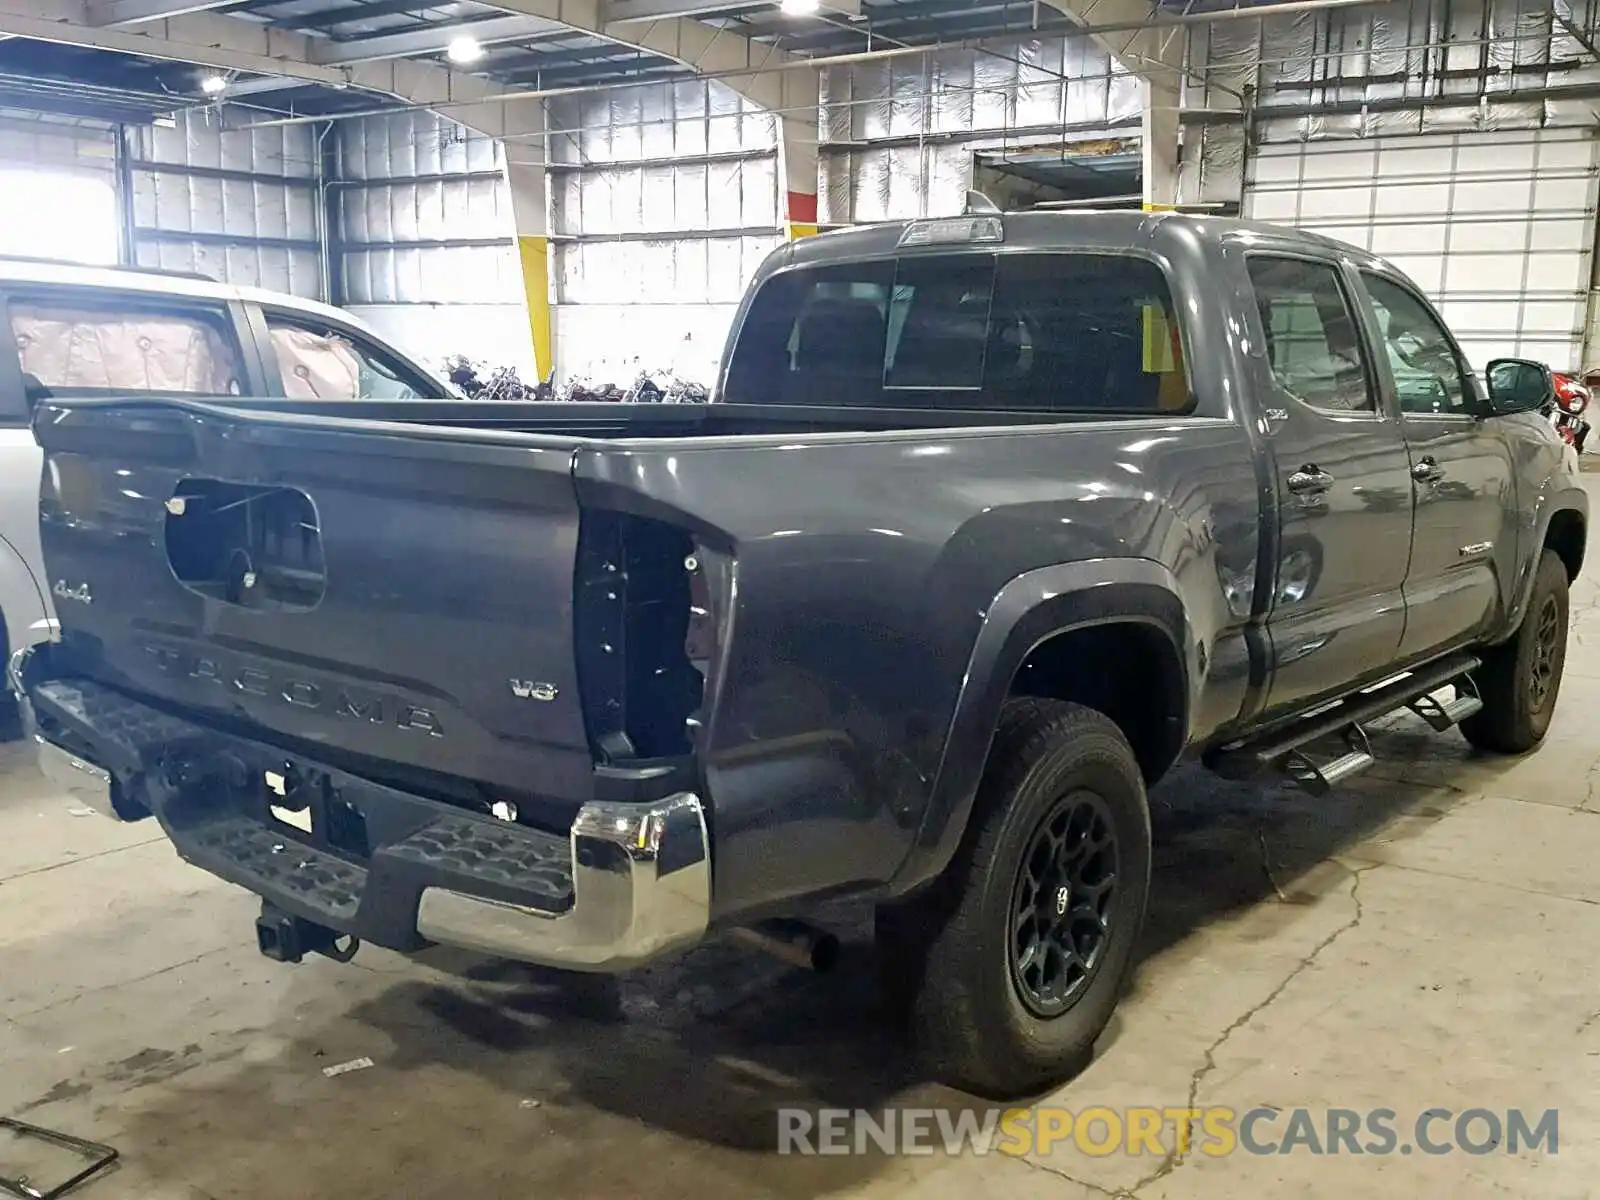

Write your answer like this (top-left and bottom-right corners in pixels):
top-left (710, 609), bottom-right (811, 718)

top-left (876, 699), bottom-right (1152, 1099)
top-left (1461, 549), bottom-right (1570, 755)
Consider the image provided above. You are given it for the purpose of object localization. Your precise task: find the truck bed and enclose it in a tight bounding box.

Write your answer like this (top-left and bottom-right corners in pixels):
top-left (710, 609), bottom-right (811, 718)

top-left (26, 392), bottom-right (1258, 919)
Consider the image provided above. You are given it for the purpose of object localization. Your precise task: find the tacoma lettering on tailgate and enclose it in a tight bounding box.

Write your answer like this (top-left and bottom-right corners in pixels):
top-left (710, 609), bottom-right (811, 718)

top-left (140, 640), bottom-right (445, 737)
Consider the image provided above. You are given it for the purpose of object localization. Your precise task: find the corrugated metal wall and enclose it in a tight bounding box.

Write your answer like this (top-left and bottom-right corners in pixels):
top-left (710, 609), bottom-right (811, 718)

top-left (819, 36), bottom-right (1141, 224)
top-left (1190, 0), bottom-right (1600, 205)
top-left (129, 108), bottom-right (323, 297)
top-left (5, 0), bottom-right (1583, 382)
top-left (1194, 0), bottom-right (1600, 368)
top-left (334, 110), bottom-right (520, 305)
top-left (548, 80), bottom-right (780, 384)
top-left (332, 109), bottom-right (526, 376)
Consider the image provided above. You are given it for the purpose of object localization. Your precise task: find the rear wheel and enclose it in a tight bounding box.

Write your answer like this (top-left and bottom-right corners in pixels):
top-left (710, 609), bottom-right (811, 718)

top-left (1461, 549), bottom-right (1570, 754)
top-left (876, 700), bottom-right (1151, 1098)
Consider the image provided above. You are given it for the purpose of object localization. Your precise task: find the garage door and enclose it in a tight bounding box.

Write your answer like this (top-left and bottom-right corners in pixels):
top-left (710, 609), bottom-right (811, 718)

top-left (1244, 129), bottom-right (1600, 372)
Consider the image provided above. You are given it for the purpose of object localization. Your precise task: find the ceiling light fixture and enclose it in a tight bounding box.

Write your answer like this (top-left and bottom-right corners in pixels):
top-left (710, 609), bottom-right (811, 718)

top-left (779, 0), bottom-right (821, 14)
top-left (199, 74), bottom-right (228, 96)
top-left (447, 35), bottom-right (485, 64)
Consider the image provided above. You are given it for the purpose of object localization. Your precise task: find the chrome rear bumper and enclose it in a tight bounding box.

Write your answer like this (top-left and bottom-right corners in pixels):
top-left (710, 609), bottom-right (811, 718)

top-left (33, 735), bottom-right (118, 814)
top-left (416, 794), bottom-right (711, 972)
top-left (10, 648), bottom-right (712, 973)
top-left (10, 646), bottom-right (121, 819)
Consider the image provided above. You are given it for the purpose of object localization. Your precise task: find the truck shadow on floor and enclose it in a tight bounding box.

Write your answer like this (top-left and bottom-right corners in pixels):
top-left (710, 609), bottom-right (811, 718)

top-left (110, 718), bottom-right (1482, 1199)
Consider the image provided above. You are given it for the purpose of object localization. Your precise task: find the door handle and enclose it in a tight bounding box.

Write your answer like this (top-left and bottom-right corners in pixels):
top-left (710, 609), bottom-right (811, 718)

top-left (1287, 466), bottom-right (1334, 495)
top-left (1412, 457), bottom-right (1445, 484)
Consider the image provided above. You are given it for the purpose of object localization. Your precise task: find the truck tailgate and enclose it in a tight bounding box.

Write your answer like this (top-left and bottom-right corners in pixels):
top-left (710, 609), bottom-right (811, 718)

top-left (33, 400), bottom-right (596, 805)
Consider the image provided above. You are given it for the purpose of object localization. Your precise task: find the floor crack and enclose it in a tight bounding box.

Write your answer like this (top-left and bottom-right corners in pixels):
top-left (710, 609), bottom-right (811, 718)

top-left (0, 836), bottom-right (167, 886)
top-left (1375, 859), bottom-right (1600, 906)
top-left (1579, 762), bottom-right (1600, 814)
top-left (1009, 1152), bottom-right (1123, 1198)
top-left (1119, 862), bottom-right (1373, 1197)
top-left (6, 946), bottom-right (231, 1022)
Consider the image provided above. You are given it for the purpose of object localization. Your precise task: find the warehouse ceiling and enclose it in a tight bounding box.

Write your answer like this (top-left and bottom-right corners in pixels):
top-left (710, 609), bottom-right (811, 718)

top-left (0, 0), bottom-right (1351, 123)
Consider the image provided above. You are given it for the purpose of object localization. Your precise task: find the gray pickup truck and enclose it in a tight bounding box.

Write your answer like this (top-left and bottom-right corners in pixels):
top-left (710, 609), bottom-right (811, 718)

top-left (10, 209), bottom-right (1587, 1099)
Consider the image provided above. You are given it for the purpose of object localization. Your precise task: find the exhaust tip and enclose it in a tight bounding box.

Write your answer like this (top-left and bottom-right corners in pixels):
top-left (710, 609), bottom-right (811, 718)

top-left (810, 931), bottom-right (842, 974)
top-left (731, 919), bottom-right (841, 974)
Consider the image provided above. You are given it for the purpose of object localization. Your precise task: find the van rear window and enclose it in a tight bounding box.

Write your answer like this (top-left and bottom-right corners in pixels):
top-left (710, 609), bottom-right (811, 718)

top-left (721, 251), bottom-right (1192, 416)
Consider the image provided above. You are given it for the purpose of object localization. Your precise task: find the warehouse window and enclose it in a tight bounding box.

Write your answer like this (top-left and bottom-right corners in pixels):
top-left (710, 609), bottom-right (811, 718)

top-left (9, 294), bottom-right (244, 399)
top-left (0, 170), bottom-right (118, 266)
top-left (724, 252), bottom-right (1191, 414)
top-left (1246, 257), bottom-right (1375, 415)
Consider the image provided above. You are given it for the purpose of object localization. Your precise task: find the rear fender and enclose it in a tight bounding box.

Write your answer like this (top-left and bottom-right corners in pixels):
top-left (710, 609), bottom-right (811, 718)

top-left (890, 558), bottom-right (1194, 896)
top-left (1501, 483), bottom-right (1588, 641)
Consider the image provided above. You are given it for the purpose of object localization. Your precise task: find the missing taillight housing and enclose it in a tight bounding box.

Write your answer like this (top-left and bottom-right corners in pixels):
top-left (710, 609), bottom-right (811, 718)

top-left (574, 512), bottom-right (720, 764)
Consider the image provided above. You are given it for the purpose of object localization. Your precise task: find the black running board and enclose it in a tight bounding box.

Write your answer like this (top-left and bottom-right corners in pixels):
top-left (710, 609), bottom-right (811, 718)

top-left (1206, 653), bottom-right (1482, 796)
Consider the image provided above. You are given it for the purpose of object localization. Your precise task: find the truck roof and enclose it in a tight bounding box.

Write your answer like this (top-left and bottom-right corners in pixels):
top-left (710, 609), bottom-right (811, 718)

top-left (0, 255), bottom-right (392, 344)
top-left (781, 209), bottom-right (1392, 273)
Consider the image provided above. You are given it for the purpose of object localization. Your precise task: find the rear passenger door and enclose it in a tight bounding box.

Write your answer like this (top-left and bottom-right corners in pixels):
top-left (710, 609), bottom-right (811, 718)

top-left (1243, 252), bottom-right (1416, 716)
top-left (1355, 270), bottom-right (1517, 659)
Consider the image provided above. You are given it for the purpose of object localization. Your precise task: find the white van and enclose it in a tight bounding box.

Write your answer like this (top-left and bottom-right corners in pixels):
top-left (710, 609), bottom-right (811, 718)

top-left (0, 257), bottom-right (454, 716)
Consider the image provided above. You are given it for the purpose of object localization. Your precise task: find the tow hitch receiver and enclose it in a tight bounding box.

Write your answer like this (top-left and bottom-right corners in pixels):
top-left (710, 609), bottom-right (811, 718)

top-left (255, 903), bottom-right (360, 965)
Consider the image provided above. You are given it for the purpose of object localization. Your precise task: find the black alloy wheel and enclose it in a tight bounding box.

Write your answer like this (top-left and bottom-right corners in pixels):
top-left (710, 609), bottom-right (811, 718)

top-left (1009, 790), bottom-right (1120, 1019)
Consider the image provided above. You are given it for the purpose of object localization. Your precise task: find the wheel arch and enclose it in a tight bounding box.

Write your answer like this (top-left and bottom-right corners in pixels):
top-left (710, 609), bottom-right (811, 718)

top-left (1503, 490), bottom-right (1588, 640)
top-left (891, 558), bottom-right (1195, 897)
top-left (1545, 507), bottom-right (1586, 582)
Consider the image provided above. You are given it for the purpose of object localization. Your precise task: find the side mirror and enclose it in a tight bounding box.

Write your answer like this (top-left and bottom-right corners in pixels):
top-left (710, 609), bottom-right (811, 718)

top-left (1486, 358), bottom-right (1555, 415)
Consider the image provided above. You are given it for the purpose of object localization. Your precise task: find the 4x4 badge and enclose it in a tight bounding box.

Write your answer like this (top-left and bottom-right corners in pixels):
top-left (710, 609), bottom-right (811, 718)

top-left (53, 580), bottom-right (92, 605)
top-left (510, 680), bottom-right (559, 702)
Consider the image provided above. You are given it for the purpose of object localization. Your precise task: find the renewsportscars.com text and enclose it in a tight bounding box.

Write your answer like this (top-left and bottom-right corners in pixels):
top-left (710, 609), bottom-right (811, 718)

top-left (777, 1106), bottom-right (1559, 1159)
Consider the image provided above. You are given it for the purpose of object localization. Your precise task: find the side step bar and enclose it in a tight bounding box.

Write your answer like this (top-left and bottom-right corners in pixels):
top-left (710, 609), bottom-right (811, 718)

top-left (1207, 653), bottom-right (1482, 796)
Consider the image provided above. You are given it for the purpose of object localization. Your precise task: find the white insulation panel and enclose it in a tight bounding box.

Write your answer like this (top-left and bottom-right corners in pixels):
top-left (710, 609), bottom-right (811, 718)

top-left (335, 110), bottom-right (519, 307)
top-left (545, 80), bottom-right (780, 382)
top-left (129, 109), bottom-right (323, 299)
top-left (818, 35), bottom-right (1140, 224)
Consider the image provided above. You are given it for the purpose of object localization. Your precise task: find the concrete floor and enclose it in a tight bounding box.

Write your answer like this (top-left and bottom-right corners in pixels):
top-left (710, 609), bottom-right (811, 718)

top-left (5, 497), bottom-right (1600, 1199)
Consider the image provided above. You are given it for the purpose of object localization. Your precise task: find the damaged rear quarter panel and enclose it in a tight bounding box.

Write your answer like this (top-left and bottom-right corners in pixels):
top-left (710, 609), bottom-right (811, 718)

top-left (575, 417), bottom-right (1261, 921)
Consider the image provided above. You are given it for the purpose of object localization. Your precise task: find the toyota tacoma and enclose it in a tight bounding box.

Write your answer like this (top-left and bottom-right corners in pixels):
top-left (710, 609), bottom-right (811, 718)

top-left (10, 210), bottom-right (1587, 1098)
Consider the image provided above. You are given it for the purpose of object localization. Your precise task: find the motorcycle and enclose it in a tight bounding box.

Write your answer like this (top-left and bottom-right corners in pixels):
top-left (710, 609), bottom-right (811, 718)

top-left (1548, 371), bottom-right (1591, 454)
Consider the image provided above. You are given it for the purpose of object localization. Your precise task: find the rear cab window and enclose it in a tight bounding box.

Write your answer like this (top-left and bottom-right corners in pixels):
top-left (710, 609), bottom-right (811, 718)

top-left (723, 249), bottom-right (1193, 416)
top-left (8, 289), bottom-right (246, 405)
top-left (263, 312), bottom-right (445, 401)
top-left (1244, 256), bottom-right (1376, 415)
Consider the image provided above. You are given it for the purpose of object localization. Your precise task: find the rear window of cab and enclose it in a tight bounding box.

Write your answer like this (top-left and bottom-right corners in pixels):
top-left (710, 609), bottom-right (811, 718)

top-left (722, 250), bottom-right (1192, 416)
